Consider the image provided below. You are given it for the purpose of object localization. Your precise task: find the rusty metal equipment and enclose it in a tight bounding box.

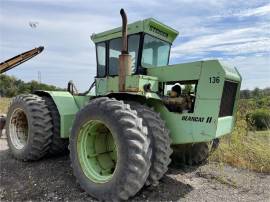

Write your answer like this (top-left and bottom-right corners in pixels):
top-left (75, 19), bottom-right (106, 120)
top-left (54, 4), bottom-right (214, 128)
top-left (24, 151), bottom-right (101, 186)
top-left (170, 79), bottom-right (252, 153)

top-left (0, 46), bottom-right (44, 74)
top-left (0, 46), bottom-right (44, 136)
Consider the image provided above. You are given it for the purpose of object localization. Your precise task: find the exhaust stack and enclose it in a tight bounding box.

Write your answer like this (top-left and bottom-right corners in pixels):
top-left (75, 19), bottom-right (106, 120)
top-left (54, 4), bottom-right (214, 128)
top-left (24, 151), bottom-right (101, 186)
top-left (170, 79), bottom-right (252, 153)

top-left (118, 8), bottom-right (132, 92)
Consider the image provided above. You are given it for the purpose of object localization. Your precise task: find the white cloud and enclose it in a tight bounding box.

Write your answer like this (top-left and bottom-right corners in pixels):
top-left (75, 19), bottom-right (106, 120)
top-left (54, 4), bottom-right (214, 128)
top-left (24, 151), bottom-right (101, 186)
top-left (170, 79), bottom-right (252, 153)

top-left (172, 23), bottom-right (270, 57)
top-left (208, 2), bottom-right (270, 20)
top-left (1, 0), bottom-right (269, 90)
top-left (230, 3), bottom-right (270, 18)
top-left (222, 55), bottom-right (270, 89)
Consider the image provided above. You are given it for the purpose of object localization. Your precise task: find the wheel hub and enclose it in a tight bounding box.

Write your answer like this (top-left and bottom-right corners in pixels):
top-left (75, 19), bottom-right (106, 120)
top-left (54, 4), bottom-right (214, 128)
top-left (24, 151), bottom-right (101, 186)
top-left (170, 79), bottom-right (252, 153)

top-left (9, 108), bottom-right (28, 150)
top-left (77, 120), bottom-right (117, 183)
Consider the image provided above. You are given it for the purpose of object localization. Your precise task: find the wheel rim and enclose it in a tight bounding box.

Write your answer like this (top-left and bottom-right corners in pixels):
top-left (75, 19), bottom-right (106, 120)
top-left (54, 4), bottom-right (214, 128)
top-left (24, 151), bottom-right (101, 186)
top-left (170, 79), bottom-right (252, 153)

top-left (9, 108), bottom-right (28, 150)
top-left (77, 120), bottom-right (117, 183)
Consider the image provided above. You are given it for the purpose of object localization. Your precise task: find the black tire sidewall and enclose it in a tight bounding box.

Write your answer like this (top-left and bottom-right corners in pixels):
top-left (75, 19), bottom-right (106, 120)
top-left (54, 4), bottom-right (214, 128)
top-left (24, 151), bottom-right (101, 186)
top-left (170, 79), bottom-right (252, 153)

top-left (42, 96), bottom-right (68, 155)
top-left (126, 102), bottom-right (172, 186)
top-left (6, 99), bottom-right (37, 159)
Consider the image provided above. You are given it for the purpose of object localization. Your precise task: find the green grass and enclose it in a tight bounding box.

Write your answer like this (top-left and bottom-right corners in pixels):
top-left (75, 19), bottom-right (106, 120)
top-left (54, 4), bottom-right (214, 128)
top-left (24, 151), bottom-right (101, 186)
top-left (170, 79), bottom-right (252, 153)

top-left (254, 130), bottom-right (270, 137)
top-left (210, 132), bottom-right (270, 173)
top-left (0, 98), bottom-right (10, 114)
top-left (210, 100), bottom-right (270, 173)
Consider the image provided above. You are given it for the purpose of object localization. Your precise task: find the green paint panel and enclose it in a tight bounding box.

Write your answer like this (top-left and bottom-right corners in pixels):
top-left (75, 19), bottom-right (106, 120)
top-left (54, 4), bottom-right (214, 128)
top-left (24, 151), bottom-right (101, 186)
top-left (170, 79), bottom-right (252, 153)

top-left (220, 61), bottom-right (242, 82)
top-left (95, 75), bottom-right (158, 96)
top-left (45, 91), bottom-right (79, 138)
top-left (91, 21), bottom-right (143, 43)
top-left (91, 18), bottom-right (178, 44)
top-left (40, 58), bottom-right (241, 145)
top-left (196, 60), bottom-right (225, 99)
top-left (107, 77), bottom-right (119, 92)
top-left (216, 116), bottom-right (234, 137)
top-left (143, 18), bottom-right (179, 43)
top-left (146, 60), bottom-right (242, 144)
top-left (148, 99), bottom-right (217, 144)
top-left (147, 61), bottom-right (202, 82)
top-left (41, 91), bottom-right (91, 138)
top-left (96, 78), bottom-right (108, 95)
top-left (148, 99), bottom-right (234, 144)
top-left (126, 75), bottom-right (158, 93)
top-left (73, 95), bottom-right (91, 109)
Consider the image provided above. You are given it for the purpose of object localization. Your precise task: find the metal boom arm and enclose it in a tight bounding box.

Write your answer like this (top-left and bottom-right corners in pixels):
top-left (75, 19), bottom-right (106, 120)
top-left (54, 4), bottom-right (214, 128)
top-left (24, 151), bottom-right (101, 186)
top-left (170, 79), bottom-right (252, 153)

top-left (0, 46), bottom-right (44, 74)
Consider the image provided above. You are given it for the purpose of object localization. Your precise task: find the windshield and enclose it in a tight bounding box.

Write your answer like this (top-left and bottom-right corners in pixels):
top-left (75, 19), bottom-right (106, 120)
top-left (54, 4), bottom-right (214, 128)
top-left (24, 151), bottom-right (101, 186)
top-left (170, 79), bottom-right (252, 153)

top-left (142, 34), bottom-right (170, 67)
top-left (108, 34), bottom-right (140, 76)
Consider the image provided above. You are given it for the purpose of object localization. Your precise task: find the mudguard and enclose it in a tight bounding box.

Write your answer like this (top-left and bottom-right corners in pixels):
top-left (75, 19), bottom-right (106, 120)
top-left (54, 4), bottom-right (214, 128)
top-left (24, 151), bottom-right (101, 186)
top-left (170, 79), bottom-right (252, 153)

top-left (35, 91), bottom-right (91, 138)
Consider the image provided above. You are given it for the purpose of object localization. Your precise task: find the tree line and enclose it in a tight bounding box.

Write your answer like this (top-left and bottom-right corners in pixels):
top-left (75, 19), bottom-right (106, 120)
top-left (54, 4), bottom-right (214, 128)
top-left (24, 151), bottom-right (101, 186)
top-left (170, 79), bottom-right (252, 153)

top-left (0, 74), bottom-right (64, 97)
top-left (240, 87), bottom-right (270, 99)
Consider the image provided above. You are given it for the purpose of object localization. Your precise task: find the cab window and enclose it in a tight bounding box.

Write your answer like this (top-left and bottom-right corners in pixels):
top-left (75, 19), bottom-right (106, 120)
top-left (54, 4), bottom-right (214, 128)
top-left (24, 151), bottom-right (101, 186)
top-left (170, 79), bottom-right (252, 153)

top-left (142, 34), bottom-right (170, 67)
top-left (109, 38), bottom-right (121, 76)
top-left (128, 34), bottom-right (140, 72)
top-left (96, 42), bottom-right (106, 77)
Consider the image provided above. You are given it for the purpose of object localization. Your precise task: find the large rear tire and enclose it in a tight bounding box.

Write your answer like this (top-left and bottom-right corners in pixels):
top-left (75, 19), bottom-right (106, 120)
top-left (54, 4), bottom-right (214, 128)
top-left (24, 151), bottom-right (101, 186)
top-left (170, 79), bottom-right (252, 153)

top-left (69, 97), bottom-right (151, 201)
top-left (127, 102), bottom-right (172, 186)
top-left (6, 94), bottom-right (53, 161)
top-left (42, 96), bottom-right (69, 155)
top-left (172, 142), bottom-right (210, 166)
top-left (186, 142), bottom-right (210, 165)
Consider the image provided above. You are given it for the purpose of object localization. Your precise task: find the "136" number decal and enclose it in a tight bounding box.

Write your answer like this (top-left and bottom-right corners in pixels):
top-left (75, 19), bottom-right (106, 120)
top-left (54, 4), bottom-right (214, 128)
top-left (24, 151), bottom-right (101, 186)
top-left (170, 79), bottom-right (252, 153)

top-left (209, 76), bottom-right (220, 84)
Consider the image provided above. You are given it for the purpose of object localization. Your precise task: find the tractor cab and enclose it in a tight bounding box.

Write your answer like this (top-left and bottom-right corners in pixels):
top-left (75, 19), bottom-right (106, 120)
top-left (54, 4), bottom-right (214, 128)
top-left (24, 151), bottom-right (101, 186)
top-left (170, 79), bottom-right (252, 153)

top-left (91, 15), bottom-right (241, 147)
top-left (91, 18), bottom-right (178, 78)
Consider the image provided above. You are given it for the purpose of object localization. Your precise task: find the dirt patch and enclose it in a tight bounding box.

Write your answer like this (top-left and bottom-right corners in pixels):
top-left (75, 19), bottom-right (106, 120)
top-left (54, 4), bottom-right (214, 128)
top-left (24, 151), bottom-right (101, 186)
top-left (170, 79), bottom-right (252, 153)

top-left (0, 137), bottom-right (269, 202)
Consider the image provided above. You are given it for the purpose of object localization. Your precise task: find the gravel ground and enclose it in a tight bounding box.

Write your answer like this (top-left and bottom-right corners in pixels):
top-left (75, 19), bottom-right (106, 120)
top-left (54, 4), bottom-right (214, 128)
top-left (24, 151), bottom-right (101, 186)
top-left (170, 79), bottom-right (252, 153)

top-left (0, 137), bottom-right (269, 202)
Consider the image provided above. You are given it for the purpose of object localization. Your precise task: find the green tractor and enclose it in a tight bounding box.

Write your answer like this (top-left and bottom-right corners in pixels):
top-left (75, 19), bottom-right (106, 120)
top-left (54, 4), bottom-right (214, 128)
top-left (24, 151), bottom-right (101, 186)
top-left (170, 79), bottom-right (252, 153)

top-left (5, 9), bottom-right (241, 201)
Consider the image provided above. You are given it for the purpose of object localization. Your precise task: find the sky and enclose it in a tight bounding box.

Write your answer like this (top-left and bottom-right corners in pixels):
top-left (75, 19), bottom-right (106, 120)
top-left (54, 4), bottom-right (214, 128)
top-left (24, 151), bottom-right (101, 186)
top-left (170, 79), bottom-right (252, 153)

top-left (0, 0), bottom-right (269, 91)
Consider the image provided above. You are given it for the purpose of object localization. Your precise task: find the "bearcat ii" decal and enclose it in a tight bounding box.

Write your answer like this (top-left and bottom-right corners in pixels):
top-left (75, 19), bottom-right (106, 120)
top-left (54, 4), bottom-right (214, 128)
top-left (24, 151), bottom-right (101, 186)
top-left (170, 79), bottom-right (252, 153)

top-left (182, 116), bottom-right (212, 123)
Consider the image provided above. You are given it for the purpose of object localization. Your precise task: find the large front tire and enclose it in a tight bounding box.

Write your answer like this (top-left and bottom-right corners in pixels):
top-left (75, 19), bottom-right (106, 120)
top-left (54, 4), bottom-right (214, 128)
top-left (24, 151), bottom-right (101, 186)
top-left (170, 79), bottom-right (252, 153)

top-left (128, 102), bottom-right (172, 186)
top-left (6, 94), bottom-right (53, 161)
top-left (69, 97), bottom-right (151, 201)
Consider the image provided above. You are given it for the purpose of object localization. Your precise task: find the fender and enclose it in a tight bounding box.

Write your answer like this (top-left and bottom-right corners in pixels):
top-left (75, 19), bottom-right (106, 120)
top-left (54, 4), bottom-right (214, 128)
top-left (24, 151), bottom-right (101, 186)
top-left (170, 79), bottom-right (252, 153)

top-left (35, 91), bottom-right (91, 138)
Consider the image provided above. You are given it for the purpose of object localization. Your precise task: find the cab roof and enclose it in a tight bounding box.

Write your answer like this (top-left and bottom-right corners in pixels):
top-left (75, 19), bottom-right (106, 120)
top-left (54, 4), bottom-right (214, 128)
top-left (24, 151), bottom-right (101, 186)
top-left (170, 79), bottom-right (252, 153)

top-left (91, 18), bottom-right (179, 44)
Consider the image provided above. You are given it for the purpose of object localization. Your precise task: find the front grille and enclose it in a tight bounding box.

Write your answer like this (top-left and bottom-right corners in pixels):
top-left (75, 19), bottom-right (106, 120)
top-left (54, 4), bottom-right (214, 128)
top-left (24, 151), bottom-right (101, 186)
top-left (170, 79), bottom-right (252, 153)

top-left (219, 81), bottom-right (238, 117)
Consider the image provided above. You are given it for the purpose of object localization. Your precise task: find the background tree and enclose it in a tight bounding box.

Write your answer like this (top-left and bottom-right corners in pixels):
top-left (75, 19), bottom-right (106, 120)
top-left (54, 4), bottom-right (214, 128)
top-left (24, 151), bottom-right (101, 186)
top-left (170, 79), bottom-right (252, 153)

top-left (0, 74), bottom-right (64, 97)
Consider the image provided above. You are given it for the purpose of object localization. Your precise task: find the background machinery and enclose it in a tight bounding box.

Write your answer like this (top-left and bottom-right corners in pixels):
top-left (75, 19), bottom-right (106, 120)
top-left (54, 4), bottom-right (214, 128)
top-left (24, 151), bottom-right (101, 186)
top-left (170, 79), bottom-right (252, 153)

top-left (0, 46), bottom-right (44, 74)
top-left (0, 46), bottom-right (44, 136)
top-left (4, 9), bottom-right (241, 201)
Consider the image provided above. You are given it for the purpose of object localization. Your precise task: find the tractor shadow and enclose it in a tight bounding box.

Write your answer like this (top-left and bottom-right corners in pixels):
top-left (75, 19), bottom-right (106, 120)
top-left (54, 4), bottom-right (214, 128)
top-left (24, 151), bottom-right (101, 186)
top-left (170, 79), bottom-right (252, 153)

top-left (132, 172), bottom-right (193, 201)
top-left (132, 162), bottom-right (209, 201)
top-left (170, 161), bottom-right (207, 172)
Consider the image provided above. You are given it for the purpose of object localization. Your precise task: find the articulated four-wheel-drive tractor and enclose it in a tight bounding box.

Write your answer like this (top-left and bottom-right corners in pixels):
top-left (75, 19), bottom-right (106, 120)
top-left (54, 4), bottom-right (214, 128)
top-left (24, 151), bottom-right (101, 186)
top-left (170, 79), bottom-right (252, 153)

top-left (3, 9), bottom-right (241, 201)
